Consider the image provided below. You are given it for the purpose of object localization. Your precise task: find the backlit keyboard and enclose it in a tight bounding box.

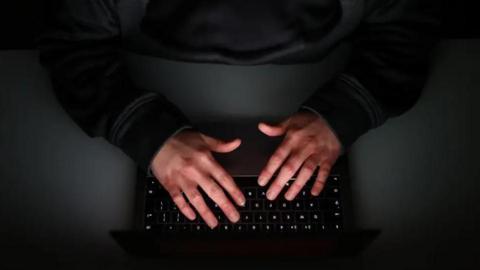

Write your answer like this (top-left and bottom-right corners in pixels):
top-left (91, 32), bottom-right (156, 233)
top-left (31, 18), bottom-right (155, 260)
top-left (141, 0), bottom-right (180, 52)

top-left (144, 174), bottom-right (343, 234)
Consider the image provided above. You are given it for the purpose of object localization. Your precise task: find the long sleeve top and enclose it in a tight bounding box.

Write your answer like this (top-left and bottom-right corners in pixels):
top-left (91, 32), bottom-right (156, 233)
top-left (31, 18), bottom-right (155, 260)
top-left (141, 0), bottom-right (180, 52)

top-left (37, 0), bottom-right (441, 172)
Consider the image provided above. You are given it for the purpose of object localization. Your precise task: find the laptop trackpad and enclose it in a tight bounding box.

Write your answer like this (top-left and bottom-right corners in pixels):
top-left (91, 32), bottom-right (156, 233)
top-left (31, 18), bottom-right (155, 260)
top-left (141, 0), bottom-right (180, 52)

top-left (197, 122), bottom-right (283, 176)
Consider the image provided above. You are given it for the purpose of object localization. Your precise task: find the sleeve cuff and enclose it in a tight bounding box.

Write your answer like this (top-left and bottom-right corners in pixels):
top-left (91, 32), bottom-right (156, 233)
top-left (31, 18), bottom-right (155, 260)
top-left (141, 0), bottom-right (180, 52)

top-left (108, 93), bottom-right (193, 173)
top-left (298, 105), bottom-right (346, 156)
top-left (146, 125), bottom-right (194, 178)
top-left (300, 74), bottom-right (380, 152)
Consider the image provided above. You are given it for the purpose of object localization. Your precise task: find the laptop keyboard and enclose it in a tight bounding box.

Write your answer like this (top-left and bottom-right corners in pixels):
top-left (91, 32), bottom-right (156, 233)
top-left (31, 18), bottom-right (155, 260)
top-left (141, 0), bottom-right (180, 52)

top-left (144, 174), bottom-right (343, 234)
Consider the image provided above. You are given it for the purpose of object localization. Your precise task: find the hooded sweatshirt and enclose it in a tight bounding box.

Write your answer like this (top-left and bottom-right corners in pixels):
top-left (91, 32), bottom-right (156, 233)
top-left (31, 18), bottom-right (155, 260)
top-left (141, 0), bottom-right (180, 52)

top-left (38, 0), bottom-right (441, 172)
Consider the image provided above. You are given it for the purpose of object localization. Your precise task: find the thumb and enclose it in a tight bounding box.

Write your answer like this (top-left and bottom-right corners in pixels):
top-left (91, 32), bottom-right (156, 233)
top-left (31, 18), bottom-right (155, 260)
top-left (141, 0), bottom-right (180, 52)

top-left (258, 121), bottom-right (288, 137)
top-left (201, 134), bottom-right (242, 153)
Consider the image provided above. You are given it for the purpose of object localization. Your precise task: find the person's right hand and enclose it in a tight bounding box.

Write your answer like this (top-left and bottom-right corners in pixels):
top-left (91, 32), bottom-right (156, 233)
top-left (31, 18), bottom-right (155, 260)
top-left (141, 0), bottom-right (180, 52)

top-left (150, 129), bottom-right (246, 229)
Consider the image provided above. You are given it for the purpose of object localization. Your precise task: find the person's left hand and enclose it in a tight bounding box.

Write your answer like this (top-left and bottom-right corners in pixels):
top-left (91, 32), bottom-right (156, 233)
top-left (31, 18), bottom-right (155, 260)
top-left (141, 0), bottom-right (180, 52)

top-left (257, 110), bottom-right (342, 201)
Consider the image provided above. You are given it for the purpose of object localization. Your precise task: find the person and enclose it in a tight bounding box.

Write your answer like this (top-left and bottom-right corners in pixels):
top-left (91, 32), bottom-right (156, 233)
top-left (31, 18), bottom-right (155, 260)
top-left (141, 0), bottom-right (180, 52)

top-left (38, 0), bottom-right (440, 229)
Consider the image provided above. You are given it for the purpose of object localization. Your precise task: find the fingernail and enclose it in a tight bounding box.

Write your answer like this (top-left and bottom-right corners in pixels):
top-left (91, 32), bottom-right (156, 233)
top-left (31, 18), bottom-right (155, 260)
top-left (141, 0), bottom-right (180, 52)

top-left (208, 220), bottom-right (218, 229)
top-left (266, 190), bottom-right (275, 200)
top-left (231, 211), bottom-right (240, 223)
top-left (239, 198), bottom-right (246, 207)
top-left (257, 176), bottom-right (264, 185)
top-left (285, 192), bottom-right (293, 201)
top-left (187, 209), bottom-right (196, 220)
top-left (311, 190), bottom-right (319, 196)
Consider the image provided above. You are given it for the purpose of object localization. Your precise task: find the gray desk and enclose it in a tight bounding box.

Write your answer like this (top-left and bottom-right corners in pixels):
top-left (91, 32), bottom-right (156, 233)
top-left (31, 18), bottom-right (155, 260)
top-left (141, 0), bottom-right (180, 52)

top-left (1, 40), bottom-right (479, 269)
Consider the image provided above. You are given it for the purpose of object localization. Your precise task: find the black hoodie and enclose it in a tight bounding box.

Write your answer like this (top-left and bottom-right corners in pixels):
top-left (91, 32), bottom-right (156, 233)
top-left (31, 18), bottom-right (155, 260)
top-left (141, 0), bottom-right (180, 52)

top-left (38, 0), bottom-right (441, 172)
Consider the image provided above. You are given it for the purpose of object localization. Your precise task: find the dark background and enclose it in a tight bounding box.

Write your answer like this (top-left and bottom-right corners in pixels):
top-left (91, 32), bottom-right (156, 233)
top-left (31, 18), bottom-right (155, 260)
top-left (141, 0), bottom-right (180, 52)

top-left (1, 1), bottom-right (480, 270)
top-left (0, 0), bottom-right (480, 50)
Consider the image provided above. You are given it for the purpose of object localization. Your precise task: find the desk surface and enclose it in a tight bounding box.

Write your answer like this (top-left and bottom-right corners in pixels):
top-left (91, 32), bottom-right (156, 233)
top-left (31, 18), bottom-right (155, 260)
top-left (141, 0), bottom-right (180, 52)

top-left (1, 40), bottom-right (480, 269)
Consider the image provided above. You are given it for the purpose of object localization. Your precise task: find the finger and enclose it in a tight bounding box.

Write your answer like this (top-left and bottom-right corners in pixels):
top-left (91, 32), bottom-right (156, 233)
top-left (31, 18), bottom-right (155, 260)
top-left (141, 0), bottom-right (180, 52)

top-left (201, 134), bottom-right (242, 153)
top-left (311, 162), bottom-right (333, 196)
top-left (164, 185), bottom-right (196, 221)
top-left (183, 187), bottom-right (218, 229)
top-left (196, 175), bottom-right (241, 223)
top-left (204, 158), bottom-right (246, 207)
top-left (257, 139), bottom-right (292, 186)
top-left (258, 121), bottom-right (288, 137)
top-left (266, 150), bottom-right (310, 201)
top-left (284, 156), bottom-right (319, 201)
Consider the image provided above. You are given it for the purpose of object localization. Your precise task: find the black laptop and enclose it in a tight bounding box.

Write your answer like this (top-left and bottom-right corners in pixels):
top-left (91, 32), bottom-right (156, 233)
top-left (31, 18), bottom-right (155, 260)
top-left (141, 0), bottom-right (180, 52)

top-left (112, 50), bottom-right (379, 257)
top-left (111, 122), bottom-right (379, 258)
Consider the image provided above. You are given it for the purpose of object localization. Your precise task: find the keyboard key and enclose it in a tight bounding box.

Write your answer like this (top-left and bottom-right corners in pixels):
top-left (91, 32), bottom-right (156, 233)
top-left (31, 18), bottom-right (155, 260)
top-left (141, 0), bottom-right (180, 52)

top-left (325, 211), bottom-right (342, 222)
top-left (306, 201), bottom-right (316, 210)
top-left (173, 212), bottom-right (182, 223)
top-left (241, 212), bottom-right (253, 223)
top-left (216, 213), bottom-right (225, 223)
top-left (245, 188), bottom-right (256, 199)
top-left (194, 224), bottom-right (207, 232)
top-left (263, 224), bottom-right (273, 233)
top-left (251, 200), bottom-right (263, 210)
top-left (268, 212), bottom-right (280, 223)
top-left (146, 188), bottom-right (157, 197)
top-left (310, 212), bottom-right (322, 223)
top-left (325, 186), bottom-right (340, 198)
top-left (278, 201), bottom-right (291, 210)
top-left (334, 199), bottom-right (341, 208)
top-left (163, 224), bottom-right (178, 233)
top-left (330, 175), bottom-right (340, 183)
top-left (325, 223), bottom-right (342, 232)
top-left (257, 189), bottom-right (267, 199)
top-left (255, 213), bottom-right (266, 223)
top-left (248, 224), bottom-right (259, 232)
top-left (265, 201), bottom-right (276, 210)
top-left (235, 224), bottom-right (246, 232)
top-left (282, 212), bottom-right (295, 223)
top-left (219, 224), bottom-right (231, 232)
top-left (295, 213), bottom-right (308, 223)
top-left (287, 224), bottom-right (298, 232)
top-left (180, 224), bottom-right (191, 232)
top-left (299, 224), bottom-right (314, 233)
top-left (275, 224), bottom-right (287, 233)
top-left (293, 201), bottom-right (304, 210)
top-left (158, 212), bottom-right (170, 223)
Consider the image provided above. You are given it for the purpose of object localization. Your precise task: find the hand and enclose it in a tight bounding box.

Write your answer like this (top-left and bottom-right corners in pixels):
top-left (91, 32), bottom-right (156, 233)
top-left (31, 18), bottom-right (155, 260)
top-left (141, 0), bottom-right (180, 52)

top-left (257, 110), bottom-right (342, 201)
top-left (150, 129), bottom-right (246, 229)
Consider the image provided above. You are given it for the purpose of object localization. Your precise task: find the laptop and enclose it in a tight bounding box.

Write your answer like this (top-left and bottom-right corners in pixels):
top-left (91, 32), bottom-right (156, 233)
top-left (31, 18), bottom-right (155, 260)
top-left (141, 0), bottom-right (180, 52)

top-left (111, 45), bottom-right (379, 257)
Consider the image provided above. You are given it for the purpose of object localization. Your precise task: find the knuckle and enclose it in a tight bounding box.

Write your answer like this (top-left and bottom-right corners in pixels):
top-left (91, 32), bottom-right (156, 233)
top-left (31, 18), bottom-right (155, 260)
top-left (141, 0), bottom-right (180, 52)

top-left (291, 182), bottom-right (304, 191)
top-left (189, 191), bottom-right (202, 203)
top-left (208, 184), bottom-right (222, 197)
top-left (218, 174), bottom-right (232, 184)
top-left (174, 199), bottom-right (186, 209)
top-left (315, 177), bottom-right (326, 185)
top-left (262, 168), bottom-right (274, 176)
top-left (198, 207), bottom-right (211, 218)
top-left (216, 198), bottom-right (230, 209)
top-left (287, 130), bottom-right (301, 141)
top-left (304, 162), bottom-right (317, 172)
top-left (198, 151), bottom-right (211, 162)
top-left (271, 154), bottom-right (284, 164)
top-left (181, 162), bottom-right (197, 174)
top-left (271, 183), bottom-right (283, 192)
top-left (282, 162), bottom-right (296, 174)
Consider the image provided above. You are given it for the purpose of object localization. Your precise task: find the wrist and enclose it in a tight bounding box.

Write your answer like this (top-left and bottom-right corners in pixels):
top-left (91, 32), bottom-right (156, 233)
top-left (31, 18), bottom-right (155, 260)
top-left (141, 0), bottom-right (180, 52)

top-left (298, 105), bottom-right (345, 155)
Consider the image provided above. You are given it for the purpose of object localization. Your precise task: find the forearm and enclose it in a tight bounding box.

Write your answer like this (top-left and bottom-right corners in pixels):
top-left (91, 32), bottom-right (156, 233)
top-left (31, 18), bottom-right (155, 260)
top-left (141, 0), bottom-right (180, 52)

top-left (37, 0), bottom-right (193, 172)
top-left (300, 0), bottom-right (441, 152)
